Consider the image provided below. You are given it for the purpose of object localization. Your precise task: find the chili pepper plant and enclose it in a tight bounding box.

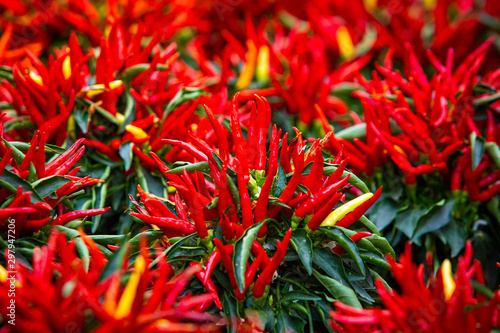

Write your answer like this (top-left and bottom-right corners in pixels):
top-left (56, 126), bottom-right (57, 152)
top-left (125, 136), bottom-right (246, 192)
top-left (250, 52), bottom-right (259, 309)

top-left (1, 1), bottom-right (500, 332)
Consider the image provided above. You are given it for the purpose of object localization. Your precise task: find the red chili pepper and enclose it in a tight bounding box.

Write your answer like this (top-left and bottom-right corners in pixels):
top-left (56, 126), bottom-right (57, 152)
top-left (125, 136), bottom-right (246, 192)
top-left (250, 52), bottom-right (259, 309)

top-left (174, 192), bottom-right (188, 221)
top-left (130, 213), bottom-right (195, 234)
top-left (0, 207), bottom-right (37, 218)
top-left (236, 161), bottom-right (254, 229)
top-left (51, 208), bottom-right (110, 226)
top-left (34, 130), bottom-right (48, 179)
top-left (473, 184), bottom-right (500, 202)
top-left (303, 147), bottom-right (324, 194)
top-left (213, 239), bottom-right (237, 289)
top-left (83, 139), bottom-right (121, 161)
top-left (307, 193), bottom-right (343, 231)
top-left (182, 170), bottom-right (208, 238)
top-left (0, 148), bottom-right (12, 175)
top-left (280, 133), bottom-right (292, 173)
top-left (332, 232), bottom-right (372, 254)
top-left (486, 110), bottom-right (496, 142)
top-left (478, 170), bottom-right (500, 189)
top-left (218, 214), bottom-right (235, 240)
top-left (254, 125), bottom-right (280, 224)
top-left (150, 152), bottom-right (183, 184)
top-left (235, 252), bottom-right (264, 301)
top-left (254, 95), bottom-right (271, 171)
top-left (246, 101), bottom-right (258, 169)
top-left (336, 187), bottom-right (382, 228)
top-left (203, 249), bottom-right (221, 285)
top-left (252, 228), bottom-right (292, 298)
top-left (217, 162), bottom-right (239, 222)
top-left (325, 159), bottom-right (349, 186)
top-left (45, 138), bottom-right (84, 173)
top-left (50, 146), bottom-right (86, 176)
top-left (438, 141), bottom-right (463, 162)
top-left (162, 139), bottom-right (208, 162)
top-left (132, 146), bottom-right (157, 171)
top-left (230, 94), bottom-right (250, 181)
top-left (189, 261), bottom-right (222, 309)
top-left (19, 133), bottom-right (39, 174)
top-left (268, 145), bottom-right (305, 217)
top-left (251, 240), bottom-right (271, 270)
top-left (295, 175), bottom-right (350, 219)
top-left (204, 104), bottom-right (229, 162)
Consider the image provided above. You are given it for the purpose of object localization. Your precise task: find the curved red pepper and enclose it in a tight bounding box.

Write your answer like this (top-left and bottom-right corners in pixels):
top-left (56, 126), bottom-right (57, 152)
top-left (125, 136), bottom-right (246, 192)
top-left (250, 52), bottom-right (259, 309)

top-left (336, 187), bottom-right (382, 229)
top-left (252, 228), bottom-right (292, 298)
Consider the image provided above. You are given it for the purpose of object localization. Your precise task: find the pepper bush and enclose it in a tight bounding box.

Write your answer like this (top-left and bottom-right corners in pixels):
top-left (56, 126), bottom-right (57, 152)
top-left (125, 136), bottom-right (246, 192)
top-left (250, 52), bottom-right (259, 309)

top-left (1, 0), bottom-right (500, 332)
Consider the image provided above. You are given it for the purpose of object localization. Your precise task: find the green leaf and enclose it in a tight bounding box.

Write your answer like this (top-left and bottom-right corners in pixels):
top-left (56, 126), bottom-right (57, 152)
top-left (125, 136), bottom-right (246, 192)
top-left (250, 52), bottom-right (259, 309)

top-left (290, 229), bottom-right (313, 275)
top-left (74, 109), bottom-right (90, 134)
top-left (357, 215), bottom-right (381, 236)
top-left (335, 123), bottom-right (366, 140)
top-left (276, 306), bottom-right (305, 333)
top-left (312, 248), bottom-right (350, 286)
top-left (485, 142), bottom-right (500, 170)
top-left (118, 92), bottom-right (136, 133)
top-left (129, 229), bottom-right (165, 253)
top-left (166, 161), bottom-right (210, 174)
top-left (312, 269), bottom-right (362, 308)
top-left (440, 218), bottom-right (466, 257)
top-left (412, 200), bottom-right (455, 242)
top-left (87, 234), bottom-right (125, 244)
top-left (318, 227), bottom-right (366, 276)
top-left (370, 197), bottom-right (399, 231)
top-left (164, 87), bottom-right (208, 117)
top-left (119, 141), bottom-right (134, 171)
top-left (0, 169), bottom-right (44, 203)
top-left (323, 165), bottom-right (370, 193)
top-left (221, 291), bottom-right (238, 333)
top-left (395, 206), bottom-right (427, 239)
top-left (233, 220), bottom-right (267, 293)
top-left (359, 250), bottom-right (390, 269)
top-left (470, 132), bottom-right (485, 170)
top-left (365, 234), bottom-right (395, 258)
top-left (99, 234), bottom-right (130, 281)
top-left (75, 237), bottom-right (90, 272)
top-left (92, 181), bottom-right (109, 233)
top-left (9, 141), bottom-right (65, 154)
top-left (276, 290), bottom-right (322, 305)
top-left (271, 166), bottom-right (287, 197)
top-left (32, 176), bottom-right (72, 198)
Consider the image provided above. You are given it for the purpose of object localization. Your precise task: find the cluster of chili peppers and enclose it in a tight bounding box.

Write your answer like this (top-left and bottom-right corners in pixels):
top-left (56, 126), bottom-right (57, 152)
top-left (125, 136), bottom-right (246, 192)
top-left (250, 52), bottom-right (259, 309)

top-left (330, 241), bottom-right (500, 332)
top-left (0, 229), bottom-right (221, 332)
top-left (317, 39), bottom-right (500, 204)
top-left (131, 94), bottom-right (383, 302)
top-left (0, 127), bottom-right (108, 233)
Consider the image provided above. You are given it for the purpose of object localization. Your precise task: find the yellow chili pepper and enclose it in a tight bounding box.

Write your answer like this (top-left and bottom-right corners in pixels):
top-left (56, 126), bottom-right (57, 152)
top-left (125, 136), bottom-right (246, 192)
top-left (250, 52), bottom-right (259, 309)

top-left (62, 54), bottom-right (72, 80)
top-left (0, 265), bottom-right (7, 283)
top-left (441, 259), bottom-right (456, 301)
top-left (29, 71), bottom-right (43, 85)
top-left (114, 255), bottom-right (146, 319)
top-left (336, 26), bottom-right (355, 60)
top-left (125, 124), bottom-right (148, 140)
top-left (256, 45), bottom-right (270, 82)
top-left (236, 40), bottom-right (258, 90)
top-left (320, 193), bottom-right (374, 227)
top-left (86, 80), bottom-right (124, 98)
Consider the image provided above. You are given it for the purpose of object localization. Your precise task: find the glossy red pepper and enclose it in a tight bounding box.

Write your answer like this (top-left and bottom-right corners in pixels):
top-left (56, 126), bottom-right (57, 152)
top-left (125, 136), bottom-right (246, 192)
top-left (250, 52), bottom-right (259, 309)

top-left (332, 232), bottom-right (373, 254)
top-left (213, 239), bottom-right (237, 289)
top-left (295, 175), bottom-right (350, 219)
top-left (307, 193), bottom-right (343, 231)
top-left (252, 228), bottom-right (292, 298)
top-left (51, 208), bottom-right (110, 226)
top-left (254, 125), bottom-right (280, 224)
top-left (336, 187), bottom-right (382, 228)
